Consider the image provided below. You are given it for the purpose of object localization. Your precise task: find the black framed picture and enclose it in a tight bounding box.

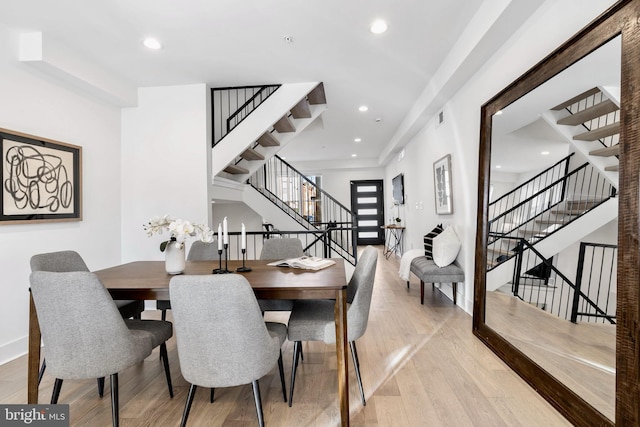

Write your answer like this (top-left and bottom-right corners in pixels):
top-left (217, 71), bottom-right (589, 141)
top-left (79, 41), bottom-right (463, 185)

top-left (0, 128), bottom-right (82, 224)
top-left (433, 154), bottom-right (453, 214)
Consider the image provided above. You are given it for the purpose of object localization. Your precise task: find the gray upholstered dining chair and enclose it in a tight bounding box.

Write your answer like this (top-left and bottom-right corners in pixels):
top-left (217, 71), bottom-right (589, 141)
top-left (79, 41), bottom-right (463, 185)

top-left (170, 274), bottom-right (288, 427)
top-left (156, 240), bottom-right (221, 321)
top-left (287, 245), bottom-right (378, 407)
top-left (257, 237), bottom-right (304, 313)
top-left (30, 250), bottom-right (145, 390)
top-left (29, 271), bottom-right (174, 427)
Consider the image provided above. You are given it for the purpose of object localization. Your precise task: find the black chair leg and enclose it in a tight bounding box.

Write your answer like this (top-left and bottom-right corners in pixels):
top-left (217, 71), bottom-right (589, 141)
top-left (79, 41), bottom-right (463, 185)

top-left (277, 350), bottom-right (287, 402)
top-left (98, 377), bottom-right (105, 397)
top-left (51, 378), bottom-right (63, 404)
top-left (161, 309), bottom-right (167, 321)
top-left (180, 384), bottom-right (197, 427)
top-left (251, 380), bottom-right (265, 427)
top-left (110, 373), bottom-right (119, 427)
top-left (350, 341), bottom-right (366, 406)
top-left (38, 359), bottom-right (46, 385)
top-left (210, 388), bottom-right (215, 403)
top-left (159, 343), bottom-right (173, 398)
top-left (289, 341), bottom-right (301, 407)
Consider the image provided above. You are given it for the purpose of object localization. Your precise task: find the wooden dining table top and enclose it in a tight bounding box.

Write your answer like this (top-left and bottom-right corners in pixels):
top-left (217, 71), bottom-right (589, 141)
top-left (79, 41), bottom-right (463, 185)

top-left (94, 259), bottom-right (347, 301)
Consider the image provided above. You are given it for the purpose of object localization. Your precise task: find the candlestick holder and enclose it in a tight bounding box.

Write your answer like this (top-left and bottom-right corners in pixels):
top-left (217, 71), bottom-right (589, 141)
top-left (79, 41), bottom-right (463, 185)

top-left (236, 248), bottom-right (252, 272)
top-left (212, 247), bottom-right (231, 274)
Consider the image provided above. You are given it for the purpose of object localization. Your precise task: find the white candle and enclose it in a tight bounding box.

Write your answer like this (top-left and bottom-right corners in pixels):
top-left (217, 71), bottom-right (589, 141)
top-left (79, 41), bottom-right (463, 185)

top-left (223, 217), bottom-right (228, 245)
top-left (217, 223), bottom-right (222, 250)
top-left (241, 223), bottom-right (246, 250)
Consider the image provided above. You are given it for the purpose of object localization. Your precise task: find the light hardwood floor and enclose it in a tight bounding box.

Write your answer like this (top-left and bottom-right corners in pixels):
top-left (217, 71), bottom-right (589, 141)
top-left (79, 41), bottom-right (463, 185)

top-left (0, 246), bottom-right (572, 426)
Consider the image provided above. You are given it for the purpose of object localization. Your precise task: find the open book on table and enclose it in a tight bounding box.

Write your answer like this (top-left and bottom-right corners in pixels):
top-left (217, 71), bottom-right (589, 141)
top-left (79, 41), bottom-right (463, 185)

top-left (267, 256), bottom-right (336, 271)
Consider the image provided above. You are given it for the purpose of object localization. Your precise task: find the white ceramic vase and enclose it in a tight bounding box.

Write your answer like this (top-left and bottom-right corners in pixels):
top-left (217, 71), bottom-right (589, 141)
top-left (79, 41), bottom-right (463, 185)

top-left (165, 238), bottom-right (185, 275)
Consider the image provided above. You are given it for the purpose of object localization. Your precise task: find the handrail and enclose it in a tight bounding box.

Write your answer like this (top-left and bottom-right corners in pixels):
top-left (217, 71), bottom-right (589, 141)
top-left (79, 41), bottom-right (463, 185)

top-left (512, 238), bottom-right (615, 324)
top-left (490, 153), bottom-right (574, 208)
top-left (487, 161), bottom-right (614, 271)
top-left (248, 155), bottom-right (357, 265)
top-left (211, 84), bottom-right (281, 147)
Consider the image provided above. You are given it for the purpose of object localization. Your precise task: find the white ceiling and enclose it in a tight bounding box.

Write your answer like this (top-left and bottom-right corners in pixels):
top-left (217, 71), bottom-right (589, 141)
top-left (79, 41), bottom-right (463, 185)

top-left (1, 0), bottom-right (549, 167)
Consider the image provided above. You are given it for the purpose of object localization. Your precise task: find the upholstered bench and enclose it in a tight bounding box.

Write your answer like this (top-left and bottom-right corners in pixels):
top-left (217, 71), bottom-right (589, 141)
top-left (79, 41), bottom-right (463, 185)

top-left (407, 256), bottom-right (464, 305)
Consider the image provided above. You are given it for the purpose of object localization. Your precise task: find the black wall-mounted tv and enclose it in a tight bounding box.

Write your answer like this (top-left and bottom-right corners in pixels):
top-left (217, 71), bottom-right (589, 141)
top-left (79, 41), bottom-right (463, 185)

top-left (392, 173), bottom-right (404, 205)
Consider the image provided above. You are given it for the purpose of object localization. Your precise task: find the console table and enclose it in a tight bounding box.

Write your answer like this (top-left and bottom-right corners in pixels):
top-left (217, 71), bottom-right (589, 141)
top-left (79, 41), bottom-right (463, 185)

top-left (381, 224), bottom-right (405, 259)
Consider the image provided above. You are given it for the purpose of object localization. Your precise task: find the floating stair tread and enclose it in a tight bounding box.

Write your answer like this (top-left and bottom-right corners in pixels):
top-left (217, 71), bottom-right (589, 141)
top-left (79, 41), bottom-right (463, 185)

top-left (223, 164), bottom-right (249, 175)
top-left (605, 164), bottom-right (619, 171)
top-left (565, 199), bottom-right (604, 210)
top-left (573, 122), bottom-right (620, 141)
top-left (256, 132), bottom-right (280, 147)
top-left (307, 82), bottom-right (326, 105)
top-left (551, 87), bottom-right (600, 110)
top-left (556, 99), bottom-right (618, 125)
top-left (487, 248), bottom-right (513, 256)
top-left (589, 144), bottom-right (619, 157)
top-left (290, 99), bottom-right (312, 119)
top-left (274, 115), bottom-right (296, 133)
top-left (240, 147), bottom-right (265, 161)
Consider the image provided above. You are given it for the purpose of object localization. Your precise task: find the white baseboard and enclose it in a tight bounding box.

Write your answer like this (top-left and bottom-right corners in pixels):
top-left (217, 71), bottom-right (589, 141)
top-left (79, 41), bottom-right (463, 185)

top-left (0, 336), bottom-right (29, 366)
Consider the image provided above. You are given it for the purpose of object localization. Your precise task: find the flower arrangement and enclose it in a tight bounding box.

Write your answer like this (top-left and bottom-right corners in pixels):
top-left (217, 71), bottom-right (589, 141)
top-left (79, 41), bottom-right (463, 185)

top-left (144, 215), bottom-right (214, 252)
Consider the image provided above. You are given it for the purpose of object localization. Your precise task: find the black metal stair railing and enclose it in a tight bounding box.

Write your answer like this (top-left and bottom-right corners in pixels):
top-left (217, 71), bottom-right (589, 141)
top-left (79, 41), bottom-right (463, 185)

top-left (489, 153), bottom-right (573, 222)
top-left (511, 239), bottom-right (616, 324)
top-left (488, 161), bottom-right (615, 270)
top-left (248, 155), bottom-right (357, 265)
top-left (211, 85), bottom-right (281, 147)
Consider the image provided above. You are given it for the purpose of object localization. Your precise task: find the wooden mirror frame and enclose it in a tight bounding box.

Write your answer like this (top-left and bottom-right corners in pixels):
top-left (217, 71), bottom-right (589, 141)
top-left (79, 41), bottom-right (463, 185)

top-left (473, 1), bottom-right (639, 426)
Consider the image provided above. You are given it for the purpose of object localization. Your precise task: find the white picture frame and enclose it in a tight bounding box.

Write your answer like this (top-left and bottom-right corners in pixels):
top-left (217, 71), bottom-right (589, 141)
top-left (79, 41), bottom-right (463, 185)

top-left (433, 154), bottom-right (453, 214)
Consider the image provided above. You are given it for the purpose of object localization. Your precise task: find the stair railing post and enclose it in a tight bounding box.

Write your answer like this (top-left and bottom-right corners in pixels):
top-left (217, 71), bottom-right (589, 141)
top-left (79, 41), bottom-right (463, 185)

top-left (570, 242), bottom-right (588, 323)
top-left (512, 239), bottom-right (525, 297)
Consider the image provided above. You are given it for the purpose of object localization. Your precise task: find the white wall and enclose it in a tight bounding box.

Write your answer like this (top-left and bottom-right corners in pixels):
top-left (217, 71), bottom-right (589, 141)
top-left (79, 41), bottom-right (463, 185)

top-left (0, 26), bottom-right (123, 364)
top-left (384, 0), bottom-right (618, 313)
top-left (121, 84), bottom-right (210, 262)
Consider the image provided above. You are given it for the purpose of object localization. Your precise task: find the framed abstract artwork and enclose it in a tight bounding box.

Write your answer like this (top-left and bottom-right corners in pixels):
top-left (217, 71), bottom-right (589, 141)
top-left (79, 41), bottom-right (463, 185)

top-left (0, 128), bottom-right (82, 224)
top-left (433, 154), bottom-right (453, 214)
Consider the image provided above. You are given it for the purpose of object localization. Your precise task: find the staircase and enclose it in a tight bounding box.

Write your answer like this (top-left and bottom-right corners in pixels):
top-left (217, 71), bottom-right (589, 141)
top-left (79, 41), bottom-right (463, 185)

top-left (209, 82), bottom-right (358, 265)
top-left (487, 87), bottom-right (619, 291)
top-left (211, 82), bottom-right (327, 180)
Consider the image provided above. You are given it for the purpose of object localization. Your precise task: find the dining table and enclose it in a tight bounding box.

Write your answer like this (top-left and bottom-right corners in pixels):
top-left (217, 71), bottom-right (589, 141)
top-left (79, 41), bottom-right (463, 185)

top-left (26, 258), bottom-right (351, 426)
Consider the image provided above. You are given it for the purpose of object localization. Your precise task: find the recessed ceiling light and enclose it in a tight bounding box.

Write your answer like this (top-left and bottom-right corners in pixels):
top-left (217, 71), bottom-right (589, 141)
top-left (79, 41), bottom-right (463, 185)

top-left (370, 19), bottom-right (388, 34)
top-left (143, 37), bottom-right (162, 50)
top-left (494, 110), bottom-right (503, 116)
top-left (351, 154), bottom-right (357, 157)
top-left (541, 151), bottom-right (550, 155)
top-left (354, 138), bottom-right (362, 143)
top-left (280, 156), bottom-right (286, 160)
top-left (496, 165), bottom-right (502, 169)
top-left (358, 105), bottom-right (368, 112)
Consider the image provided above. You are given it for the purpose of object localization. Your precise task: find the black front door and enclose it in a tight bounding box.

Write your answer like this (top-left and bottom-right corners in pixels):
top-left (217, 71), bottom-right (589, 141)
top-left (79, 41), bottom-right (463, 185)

top-left (350, 180), bottom-right (385, 245)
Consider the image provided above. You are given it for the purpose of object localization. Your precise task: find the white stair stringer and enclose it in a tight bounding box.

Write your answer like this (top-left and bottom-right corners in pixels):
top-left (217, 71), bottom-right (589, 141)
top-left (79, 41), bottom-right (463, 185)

top-left (540, 110), bottom-right (618, 189)
top-left (486, 198), bottom-right (618, 291)
top-left (212, 82), bottom-right (327, 179)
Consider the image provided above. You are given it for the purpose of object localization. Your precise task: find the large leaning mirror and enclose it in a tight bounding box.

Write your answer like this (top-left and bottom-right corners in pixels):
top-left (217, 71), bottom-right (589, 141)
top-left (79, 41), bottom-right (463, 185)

top-left (473, 1), bottom-right (640, 426)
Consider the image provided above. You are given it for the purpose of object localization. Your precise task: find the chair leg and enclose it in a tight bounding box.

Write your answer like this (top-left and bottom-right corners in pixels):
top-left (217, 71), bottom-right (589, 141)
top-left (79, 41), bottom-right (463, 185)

top-left (277, 350), bottom-right (287, 402)
top-left (210, 388), bottom-right (215, 403)
top-left (51, 378), bottom-right (63, 404)
top-left (453, 282), bottom-right (458, 305)
top-left (420, 280), bottom-right (425, 304)
top-left (251, 380), bottom-right (265, 427)
top-left (180, 384), bottom-right (198, 427)
top-left (161, 309), bottom-right (167, 321)
top-left (98, 377), bottom-right (105, 397)
top-left (407, 280), bottom-right (410, 289)
top-left (110, 373), bottom-right (119, 427)
top-left (159, 343), bottom-right (174, 398)
top-left (350, 341), bottom-right (366, 406)
top-left (289, 341), bottom-right (302, 407)
top-left (38, 358), bottom-right (46, 385)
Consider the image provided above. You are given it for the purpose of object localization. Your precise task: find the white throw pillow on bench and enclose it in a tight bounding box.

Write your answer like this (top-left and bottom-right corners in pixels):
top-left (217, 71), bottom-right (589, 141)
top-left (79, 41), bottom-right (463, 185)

top-left (432, 226), bottom-right (461, 267)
